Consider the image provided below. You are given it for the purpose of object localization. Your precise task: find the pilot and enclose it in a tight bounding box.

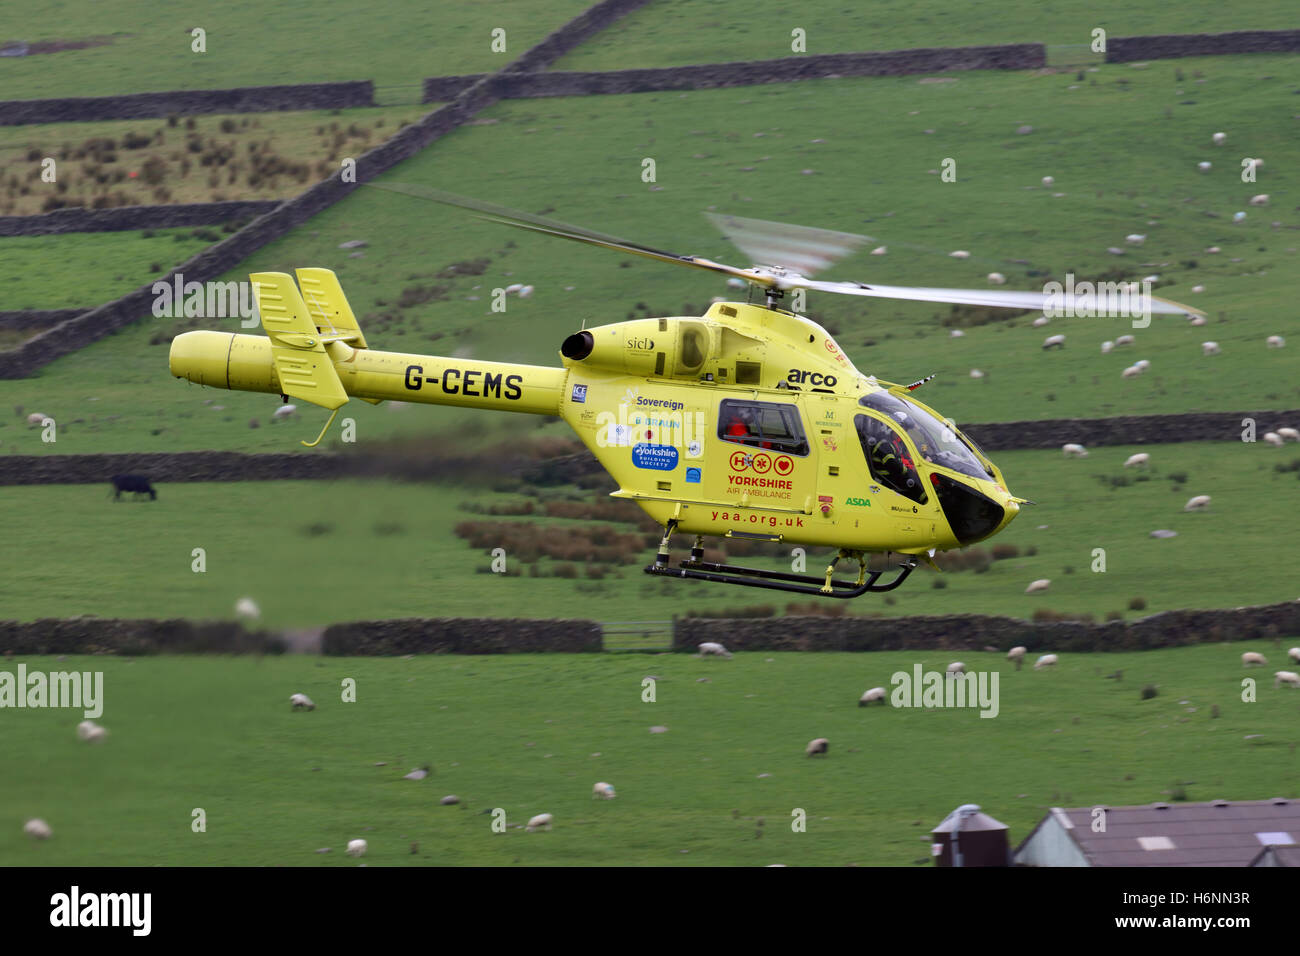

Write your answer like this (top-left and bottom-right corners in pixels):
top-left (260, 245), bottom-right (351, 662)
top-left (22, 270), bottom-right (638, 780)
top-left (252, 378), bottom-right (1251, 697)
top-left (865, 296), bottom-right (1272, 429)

top-left (725, 408), bottom-right (753, 441)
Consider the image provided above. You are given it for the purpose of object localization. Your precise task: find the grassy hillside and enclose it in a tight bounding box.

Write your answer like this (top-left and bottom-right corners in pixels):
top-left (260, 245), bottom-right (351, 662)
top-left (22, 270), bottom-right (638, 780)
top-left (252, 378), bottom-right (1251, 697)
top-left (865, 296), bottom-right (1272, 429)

top-left (4, 647), bottom-right (1297, 865)
top-left (554, 0), bottom-right (1300, 69)
top-left (2, 54), bottom-right (1296, 455)
top-left (0, 441), bottom-right (1296, 624)
top-left (0, 0), bottom-right (592, 103)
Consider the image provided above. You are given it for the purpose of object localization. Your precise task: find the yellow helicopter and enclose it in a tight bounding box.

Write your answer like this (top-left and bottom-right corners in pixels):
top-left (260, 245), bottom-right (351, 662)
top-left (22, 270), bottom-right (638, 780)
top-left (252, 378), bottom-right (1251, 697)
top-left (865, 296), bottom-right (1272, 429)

top-left (168, 186), bottom-right (1201, 597)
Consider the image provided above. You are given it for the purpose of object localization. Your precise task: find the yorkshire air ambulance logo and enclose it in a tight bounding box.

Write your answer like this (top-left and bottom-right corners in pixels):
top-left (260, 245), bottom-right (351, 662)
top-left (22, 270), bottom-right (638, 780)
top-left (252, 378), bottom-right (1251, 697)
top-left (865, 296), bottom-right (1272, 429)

top-left (729, 450), bottom-right (753, 471)
top-left (772, 455), bottom-right (794, 476)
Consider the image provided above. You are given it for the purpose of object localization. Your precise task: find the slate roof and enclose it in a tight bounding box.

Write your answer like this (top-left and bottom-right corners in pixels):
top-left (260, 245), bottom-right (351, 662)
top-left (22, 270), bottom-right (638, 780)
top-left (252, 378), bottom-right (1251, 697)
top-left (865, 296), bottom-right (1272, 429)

top-left (1016, 799), bottom-right (1300, 867)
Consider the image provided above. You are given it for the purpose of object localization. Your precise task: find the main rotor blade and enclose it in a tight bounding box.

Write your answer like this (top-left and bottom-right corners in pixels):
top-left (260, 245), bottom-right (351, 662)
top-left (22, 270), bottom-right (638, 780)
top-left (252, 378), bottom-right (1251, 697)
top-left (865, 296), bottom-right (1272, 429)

top-left (795, 278), bottom-right (1204, 317)
top-left (367, 182), bottom-right (773, 286)
top-left (704, 212), bottom-right (872, 276)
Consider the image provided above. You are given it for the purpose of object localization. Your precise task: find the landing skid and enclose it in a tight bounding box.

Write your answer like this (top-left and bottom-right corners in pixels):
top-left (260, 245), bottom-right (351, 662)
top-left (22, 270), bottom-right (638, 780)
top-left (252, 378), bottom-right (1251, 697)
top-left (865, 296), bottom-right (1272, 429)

top-left (643, 522), bottom-right (918, 598)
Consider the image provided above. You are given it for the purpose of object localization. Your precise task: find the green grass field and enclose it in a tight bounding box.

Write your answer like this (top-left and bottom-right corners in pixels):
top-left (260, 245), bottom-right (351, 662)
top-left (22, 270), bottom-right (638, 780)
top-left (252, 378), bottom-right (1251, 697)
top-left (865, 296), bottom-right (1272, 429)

top-left (0, 0), bottom-right (591, 103)
top-left (553, 0), bottom-right (1300, 69)
top-left (3, 53), bottom-right (1296, 455)
top-left (3, 648), bottom-right (1297, 865)
top-left (0, 441), bottom-right (1296, 625)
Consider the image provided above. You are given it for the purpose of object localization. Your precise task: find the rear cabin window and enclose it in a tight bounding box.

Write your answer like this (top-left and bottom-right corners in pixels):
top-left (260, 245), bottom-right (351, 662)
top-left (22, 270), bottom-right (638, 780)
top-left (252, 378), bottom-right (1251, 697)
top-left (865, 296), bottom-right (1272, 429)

top-left (718, 399), bottom-right (809, 456)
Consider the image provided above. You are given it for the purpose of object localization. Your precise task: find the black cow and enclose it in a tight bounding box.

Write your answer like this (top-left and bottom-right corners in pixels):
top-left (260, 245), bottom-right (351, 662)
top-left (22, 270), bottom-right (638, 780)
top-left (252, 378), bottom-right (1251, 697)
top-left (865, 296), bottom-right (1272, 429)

top-left (109, 474), bottom-right (157, 501)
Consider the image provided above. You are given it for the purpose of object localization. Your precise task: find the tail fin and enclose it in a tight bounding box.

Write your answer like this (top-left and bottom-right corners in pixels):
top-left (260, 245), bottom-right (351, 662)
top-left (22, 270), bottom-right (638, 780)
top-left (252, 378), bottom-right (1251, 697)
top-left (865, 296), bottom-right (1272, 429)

top-left (294, 267), bottom-right (369, 349)
top-left (250, 271), bottom-right (350, 412)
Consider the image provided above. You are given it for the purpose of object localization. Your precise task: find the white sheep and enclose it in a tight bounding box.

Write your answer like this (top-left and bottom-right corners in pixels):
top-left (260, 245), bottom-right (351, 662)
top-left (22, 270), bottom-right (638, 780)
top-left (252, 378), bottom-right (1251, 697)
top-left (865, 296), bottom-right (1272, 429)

top-left (1115, 334), bottom-right (1135, 346)
top-left (969, 369), bottom-right (985, 379)
top-left (76, 720), bottom-right (108, 742)
top-left (698, 641), bottom-right (732, 659)
top-left (24, 818), bottom-right (52, 840)
top-left (1274, 671), bottom-right (1300, 688)
top-left (290, 693), bottom-right (315, 711)
top-left (987, 272), bottom-right (1006, 285)
top-left (949, 250), bottom-right (971, 259)
top-left (1189, 316), bottom-right (1207, 327)
top-left (1126, 234), bottom-right (1146, 245)
top-left (1277, 428), bottom-right (1300, 442)
top-left (1124, 453), bottom-right (1150, 469)
top-left (946, 661), bottom-right (966, 675)
top-left (1184, 495), bottom-right (1211, 511)
top-left (526, 813), bottom-right (554, 832)
top-left (1121, 365), bottom-right (1143, 379)
top-left (1201, 341), bottom-right (1220, 356)
top-left (1134, 359), bottom-right (1150, 371)
top-left (1249, 194), bottom-right (1269, 207)
top-left (859, 687), bottom-right (886, 706)
top-left (592, 782), bottom-right (616, 800)
top-left (1025, 578), bottom-right (1050, 594)
top-left (235, 597), bottom-right (260, 621)
top-left (504, 283), bottom-right (524, 294)
top-left (1197, 161), bottom-right (1212, 172)
top-left (1263, 432), bottom-right (1284, 447)
top-left (346, 838), bottom-right (367, 857)
top-left (1007, 646), bottom-right (1027, 662)
top-left (1192, 284), bottom-right (1205, 293)
top-left (518, 285), bottom-right (535, 298)
top-left (1288, 647), bottom-right (1300, 663)
top-left (1032, 316), bottom-right (1050, 328)
top-left (1062, 443), bottom-right (1088, 458)
top-left (1034, 654), bottom-right (1058, 670)
top-left (1267, 335), bottom-right (1285, 349)
top-left (26, 412), bottom-right (48, 425)
top-left (949, 329), bottom-right (965, 338)
top-left (1041, 176), bottom-right (1054, 186)
top-left (1212, 132), bottom-right (1225, 145)
top-left (1042, 334), bottom-right (1065, 350)
top-left (1241, 651), bottom-right (1267, 667)
top-left (1101, 340), bottom-right (1114, 354)
top-left (871, 245), bottom-right (888, 256)
top-left (806, 737), bottom-right (829, 756)
top-left (272, 404), bottom-right (297, 421)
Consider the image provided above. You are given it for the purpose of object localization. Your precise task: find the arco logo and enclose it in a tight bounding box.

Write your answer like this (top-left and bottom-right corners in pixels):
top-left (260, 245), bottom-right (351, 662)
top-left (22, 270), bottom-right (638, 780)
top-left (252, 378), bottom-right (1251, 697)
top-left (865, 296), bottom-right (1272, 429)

top-left (787, 368), bottom-right (838, 387)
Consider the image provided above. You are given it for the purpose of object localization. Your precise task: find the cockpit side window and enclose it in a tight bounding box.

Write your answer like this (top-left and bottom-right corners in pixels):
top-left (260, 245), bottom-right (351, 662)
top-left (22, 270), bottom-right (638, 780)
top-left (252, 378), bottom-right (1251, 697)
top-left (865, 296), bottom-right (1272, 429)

top-left (855, 413), bottom-right (928, 504)
top-left (858, 390), bottom-right (992, 481)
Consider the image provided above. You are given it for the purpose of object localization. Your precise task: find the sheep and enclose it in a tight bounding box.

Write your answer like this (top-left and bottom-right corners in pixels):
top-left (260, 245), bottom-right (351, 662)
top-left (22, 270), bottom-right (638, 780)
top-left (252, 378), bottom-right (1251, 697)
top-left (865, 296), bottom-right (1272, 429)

top-left (1041, 176), bottom-right (1054, 186)
top-left (1288, 647), bottom-right (1300, 663)
top-left (1101, 340), bottom-right (1114, 354)
top-left (235, 597), bottom-right (260, 621)
top-left (1007, 646), bottom-right (1027, 662)
top-left (1201, 341), bottom-right (1220, 356)
top-left (1134, 359), bottom-right (1150, 371)
top-left (518, 285), bottom-right (535, 298)
top-left (1206, 246), bottom-right (1221, 254)
top-left (1263, 432), bottom-right (1284, 447)
top-left (871, 245), bottom-right (887, 256)
top-left (1274, 671), bottom-right (1300, 688)
top-left (271, 404), bottom-right (297, 421)
top-left (504, 283), bottom-right (524, 294)
top-left (1121, 365), bottom-right (1143, 379)
top-left (76, 720), bottom-right (108, 742)
top-left (949, 250), bottom-right (971, 259)
top-left (1042, 334), bottom-right (1065, 350)
top-left (1190, 316), bottom-right (1207, 327)
top-left (1034, 654), bottom-right (1059, 670)
top-left (1126, 234), bottom-right (1146, 245)
top-left (969, 369), bottom-right (985, 379)
top-left (1115, 334), bottom-right (1135, 346)
top-left (698, 641), bottom-right (732, 659)
top-left (946, 661), bottom-right (966, 675)
top-left (109, 475), bottom-right (155, 501)
top-left (1267, 335), bottom-right (1285, 349)
top-left (987, 272), bottom-right (1006, 285)
top-left (26, 412), bottom-right (48, 425)
top-left (1212, 132), bottom-right (1225, 145)
top-left (290, 693), bottom-right (315, 711)
top-left (1062, 443), bottom-right (1088, 458)
top-left (1123, 453), bottom-right (1150, 469)
top-left (346, 839), bottom-right (367, 857)
top-left (592, 782), bottom-right (616, 800)
top-left (949, 329), bottom-right (965, 338)
top-left (526, 813), bottom-right (554, 832)
top-left (1032, 316), bottom-right (1050, 328)
top-left (1025, 578), bottom-right (1050, 594)
top-left (1197, 161), bottom-right (1212, 171)
top-left (1276, 428), bottom-right (1300, 442)
top-left (1241, 651), bottom-right (1267, 667)
top-left (858, 687), bottom-right (886, 706)
top-left (23, 819), bottom-right (52, 840)
top-left (1249, 194), bottom-right (1269, 207)
top-left (1184, 495), bottom-right (1211, 511)
top-left (806, 737), bottom-right (829, 756)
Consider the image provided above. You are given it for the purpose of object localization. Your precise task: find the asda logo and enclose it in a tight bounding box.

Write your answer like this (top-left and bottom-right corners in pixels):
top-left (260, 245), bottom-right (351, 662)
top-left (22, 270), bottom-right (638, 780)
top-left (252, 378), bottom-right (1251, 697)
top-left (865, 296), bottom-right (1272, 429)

top-left (846, 497), bottom-right (871, 507)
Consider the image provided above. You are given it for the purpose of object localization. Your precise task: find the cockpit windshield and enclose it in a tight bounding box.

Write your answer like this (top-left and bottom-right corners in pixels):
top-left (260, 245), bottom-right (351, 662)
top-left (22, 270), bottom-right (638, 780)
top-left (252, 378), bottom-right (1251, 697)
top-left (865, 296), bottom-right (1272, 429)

top-left (858, 390), bottom-right (992, 481)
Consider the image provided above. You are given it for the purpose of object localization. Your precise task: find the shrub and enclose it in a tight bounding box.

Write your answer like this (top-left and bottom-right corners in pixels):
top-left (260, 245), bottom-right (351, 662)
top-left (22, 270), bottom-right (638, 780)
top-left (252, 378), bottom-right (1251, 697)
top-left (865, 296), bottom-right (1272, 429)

top-left (1128, 597), bottom-right (1147, 611)
top-left (551, 562), bottom-right (578, 579)
top-left (931, 577), bottom-right (948, 589)
top-left (991, 543), bottom-right (1020, 560)
top-left (1141, 684), bottom-right (1158, 700)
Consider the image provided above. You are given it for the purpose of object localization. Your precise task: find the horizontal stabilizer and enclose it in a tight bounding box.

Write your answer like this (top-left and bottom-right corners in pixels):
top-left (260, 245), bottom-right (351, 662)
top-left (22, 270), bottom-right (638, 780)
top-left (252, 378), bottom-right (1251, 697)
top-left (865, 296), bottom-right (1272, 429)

top-left (250, 271), bottom-right (349, 411)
